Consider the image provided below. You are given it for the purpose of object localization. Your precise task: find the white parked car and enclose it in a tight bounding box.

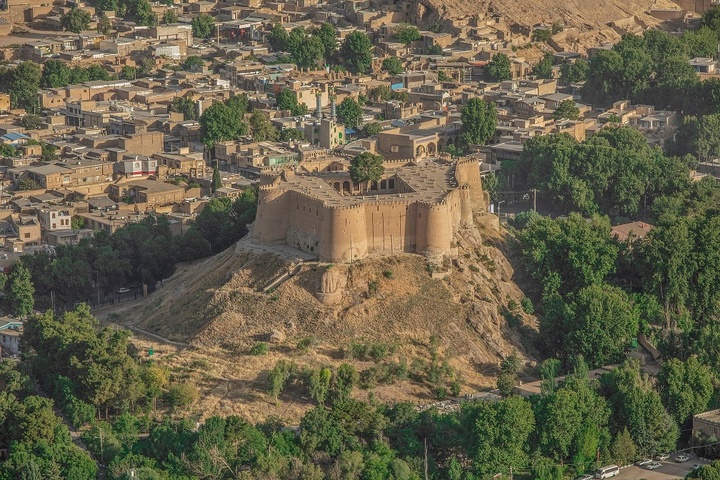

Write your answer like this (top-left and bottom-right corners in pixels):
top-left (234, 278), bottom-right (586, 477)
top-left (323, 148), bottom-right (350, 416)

top-left (655, 453), bottom-right (670, 461)
top-left (635, 459), bottom-right (652, 467)
top-left (675, 453), bottom-right (691, 463)
top-left (645, 462), bottom-right (662, 470)
top-left (117, 287), bottom-right (130, 294)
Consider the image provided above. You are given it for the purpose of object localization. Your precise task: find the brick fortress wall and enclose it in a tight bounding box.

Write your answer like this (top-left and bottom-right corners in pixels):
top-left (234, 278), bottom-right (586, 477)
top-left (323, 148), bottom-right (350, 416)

top-left (254, 158), bottom-right (486, 262)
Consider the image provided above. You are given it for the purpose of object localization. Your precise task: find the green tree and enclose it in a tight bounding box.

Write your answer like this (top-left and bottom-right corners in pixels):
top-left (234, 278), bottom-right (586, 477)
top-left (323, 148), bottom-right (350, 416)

top-left (0, 144), bottom-right (17, 157)
top-left (394, 24), bottom-right (421, 44)
top-left (134, 0), bottom-right (157, 26)
top-left (461, 396), bottom-right (535, 476)
top-left (517, 213), bottom-right (618, 295)
top-left (349, 152), bottom-right (384, 185)
top-left (313, 23), bottom-right (337, 60)
top-left (332, 363), bottom-right (358, 402)
top-left (20, 114), bottom-right (43, 130)
top-left (182, 55), bottom-right (204, 71)
top-left (97, 12), bottom-right (112, 35)
top-left (610, 427), bottom-right (637, 466)
top-left (40, 143), bottom-right (58, 162)
top-left (308, 367), bottom-right (332, 404)
top-left (460, 97), bottom-right (497, 146)
top-left (279, 128), bottom-right (305, 141)
top-left (552, 99), bottom-right (580, 121)
top-left (162, 8), bottom-right (178, 24)
top-left (194, 190), bottom-right (257, 252)
top-left (10, 62), bottom-right (42, 112)
top-left (211, 167), bottom-right (221, 193)
top-left (120, 66), bottom-right (137, 80)
top-left (61, 8), bottom-right (91, 33)
top-left (533, 53), bottom-right (554, 79)
top-left (485, 53), bottom-right (512, 81)
top-left (700, 5), bottom-right (720, 33)
top-left (564, 284), bottom-right (640, 368)
top-left (249, 110), bottom-right (279, 142)
top-left (292, 35), bottom-right (324, 69)
top-left (191, 13), bottom-right (214, 39)
top-left (682, 27), bottom-right (718, 58)
top-left (276, 88), bottom-right (308, 115)
top-left (337, 97), bottom-right (363, 129)
top-left (560, 59), bottom-right (589, 83)
top-left (86, 64), bottom-right (110, 81)
top-left (534, 371), bottom-right (610, 462)
top-left (381, 57), bottom-right (404, 75)
top-left (362, 122), bottom-right (382, 137)
top-left (341, 31), bottom-right (374, 74)
top-left (268, 23), bottom-right (290, 51)
top-left (166, 383), bottom-right (198, 409)
top-left (170, 96), bottom-right (197, 120)
top-left (426, 44), bottom-right (443, 55)
top-left (8, 263), bottom-right (34, 317)
top-left (601, 359), bottom-right (679, 455)
top-left (199, 101), bottom-right (246, 148)
top-left (40, 60), bottom-right (71, 88)
top-left (657, 356), bottom-right (713, 426)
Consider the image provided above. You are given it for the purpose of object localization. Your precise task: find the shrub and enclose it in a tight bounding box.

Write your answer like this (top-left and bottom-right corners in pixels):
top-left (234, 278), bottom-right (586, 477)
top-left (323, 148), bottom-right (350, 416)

top-left (450, 381), bottom-right (461, 397)
top-left (250, 342), bottom-right (269, 355)
top-left (344, 341), bottom-right (398, 361)
top-left (297, 337), bottom-right (315, 353)
top-left (166, 383), bottom-right (198, 409)
top-left (469, 264), bottom-right (480, 273)
top-left (521, 297), bottom-right (534, 314)
top-left (508, 299), bottom-right (519, 312)
top-left (383, 270), bottom-right (394, 278)
top-left (368, 280), bottom-right (379, 296)
top-left (435, 386), bottom-right (448, 400)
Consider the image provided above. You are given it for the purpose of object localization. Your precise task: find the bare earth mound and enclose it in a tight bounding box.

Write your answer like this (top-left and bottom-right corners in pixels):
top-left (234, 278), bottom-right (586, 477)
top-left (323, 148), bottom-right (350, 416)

top-left (419, 0), bottom-right (679, 30)
top-left (119, 218), bottom-right (538, 423)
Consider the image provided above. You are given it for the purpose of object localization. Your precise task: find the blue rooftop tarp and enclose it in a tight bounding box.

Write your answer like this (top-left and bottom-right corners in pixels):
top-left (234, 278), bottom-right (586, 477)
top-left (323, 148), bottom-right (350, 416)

top-left (1, 132), bottom-right (30, 142)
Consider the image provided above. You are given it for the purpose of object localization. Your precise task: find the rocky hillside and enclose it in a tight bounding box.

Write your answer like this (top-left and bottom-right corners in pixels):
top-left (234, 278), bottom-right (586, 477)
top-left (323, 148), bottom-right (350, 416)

top-left (412, 0), bottom-right (681, 51)
top-left (119, 214), bottom-right (539, 421)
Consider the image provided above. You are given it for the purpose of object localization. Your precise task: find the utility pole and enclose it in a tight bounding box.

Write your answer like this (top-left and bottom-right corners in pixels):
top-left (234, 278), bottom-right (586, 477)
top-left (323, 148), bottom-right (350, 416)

top-left (532, 188), bottom-right (537, 212)
top-left (424, 438), bottom-right (429, 480)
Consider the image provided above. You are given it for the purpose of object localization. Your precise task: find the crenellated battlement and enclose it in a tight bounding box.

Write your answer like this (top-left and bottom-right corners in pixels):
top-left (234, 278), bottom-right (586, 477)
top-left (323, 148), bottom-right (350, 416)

top-left (254, 158), bottom-right (486, 263)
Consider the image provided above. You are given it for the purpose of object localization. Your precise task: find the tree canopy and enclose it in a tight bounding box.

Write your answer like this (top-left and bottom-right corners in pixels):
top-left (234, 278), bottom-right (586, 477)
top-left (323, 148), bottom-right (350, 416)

top-left (337, 97), bottom-right (363, 129)
top-left (460, 97), bottom-right (497, 146)
top-left (341, 31), bottom-right (374, 74)
top-left (349, 152), bottom-right (385, 185)
top-left (61, 7), bottom-right (91, 33)
top-left (484, 53), bottom-right (512, 82)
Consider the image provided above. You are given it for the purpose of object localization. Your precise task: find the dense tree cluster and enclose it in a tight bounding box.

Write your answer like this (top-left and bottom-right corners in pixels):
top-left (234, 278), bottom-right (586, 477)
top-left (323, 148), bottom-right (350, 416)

top-left (19, 194), bottom-right (255, 310)
top-left (0, 360), bottom-right (97, 479)
top-left (510, 126), bottom-right (692, 217)
top-left (581, 29), bottom-right (720, 110)
top-left (268, 24), bottom-right (339, 70)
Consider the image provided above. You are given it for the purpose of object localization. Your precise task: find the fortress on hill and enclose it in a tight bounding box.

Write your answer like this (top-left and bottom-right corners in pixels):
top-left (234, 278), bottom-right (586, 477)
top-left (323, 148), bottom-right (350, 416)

top-left (253, 157), bottom-right (487, 263)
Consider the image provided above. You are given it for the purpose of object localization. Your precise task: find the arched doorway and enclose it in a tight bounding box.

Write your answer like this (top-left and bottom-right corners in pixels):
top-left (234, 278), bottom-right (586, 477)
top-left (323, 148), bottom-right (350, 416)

top-left (427, 142), bottom-right (437, 154)
top-left (416, 145), bottom-right (426, 157)
top-left (342, 181), bottom-right (350, 194)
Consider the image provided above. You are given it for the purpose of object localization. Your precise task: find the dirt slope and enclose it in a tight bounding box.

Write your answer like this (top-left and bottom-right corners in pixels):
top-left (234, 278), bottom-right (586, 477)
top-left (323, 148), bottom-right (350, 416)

top-left (118, 217), bottom-right (538, 422)
top-left (419, 0), bottom-right (679, 30)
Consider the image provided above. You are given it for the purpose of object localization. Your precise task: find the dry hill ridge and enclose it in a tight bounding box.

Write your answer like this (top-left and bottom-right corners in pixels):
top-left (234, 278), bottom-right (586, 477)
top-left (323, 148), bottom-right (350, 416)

top-left (412, 0), bottom-right (681, 52)
top-left (119, 215), bottom-right (538, 421)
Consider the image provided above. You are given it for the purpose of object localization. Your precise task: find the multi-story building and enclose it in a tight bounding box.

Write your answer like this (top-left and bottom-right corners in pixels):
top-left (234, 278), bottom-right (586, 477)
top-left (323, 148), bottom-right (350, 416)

top-left (38, 206), bottom-right (73, 232)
